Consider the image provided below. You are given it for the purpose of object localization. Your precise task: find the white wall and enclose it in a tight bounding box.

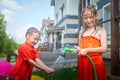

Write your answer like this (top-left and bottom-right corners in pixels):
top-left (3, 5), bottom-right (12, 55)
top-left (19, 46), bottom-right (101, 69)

top-left (66, 0), bottom-right (79, 15)
top-left (54, 0), bottom-right (79, 24)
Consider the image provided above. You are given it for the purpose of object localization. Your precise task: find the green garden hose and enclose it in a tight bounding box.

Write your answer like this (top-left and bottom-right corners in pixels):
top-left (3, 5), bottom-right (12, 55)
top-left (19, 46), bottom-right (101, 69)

top-left (86, 54), bottom-right (97, 80)
top-left (61, 47), bottom-right (98, 80)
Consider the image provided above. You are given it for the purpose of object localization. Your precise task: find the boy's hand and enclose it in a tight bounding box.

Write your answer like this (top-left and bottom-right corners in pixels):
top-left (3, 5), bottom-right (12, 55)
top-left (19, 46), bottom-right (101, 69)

top-left (46, 67), bottom-right (55, 73)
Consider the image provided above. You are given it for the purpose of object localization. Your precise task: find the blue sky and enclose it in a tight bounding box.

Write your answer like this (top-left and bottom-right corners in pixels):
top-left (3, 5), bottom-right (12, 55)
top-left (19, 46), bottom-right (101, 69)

top-left (0, 0), bottom-right (54, 44)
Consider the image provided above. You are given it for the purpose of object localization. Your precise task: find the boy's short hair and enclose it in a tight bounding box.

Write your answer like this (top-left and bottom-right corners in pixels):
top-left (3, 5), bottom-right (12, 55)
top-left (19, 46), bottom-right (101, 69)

top-left (25, 27), bottom-right (40, 36)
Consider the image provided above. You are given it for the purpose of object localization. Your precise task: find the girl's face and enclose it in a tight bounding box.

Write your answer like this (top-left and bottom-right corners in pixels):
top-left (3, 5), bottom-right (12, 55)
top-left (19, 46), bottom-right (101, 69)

top-left (82, 9), bottom-right (98, 28)
top-left (26, 32), bottom-right (40, 46)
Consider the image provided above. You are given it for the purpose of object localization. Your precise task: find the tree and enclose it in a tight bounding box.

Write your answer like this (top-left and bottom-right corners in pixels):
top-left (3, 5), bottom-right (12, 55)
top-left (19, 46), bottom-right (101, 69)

top-left (0, 13), bottom-right (7, 53)
top-left (0, 13), bottom-right (19, 62)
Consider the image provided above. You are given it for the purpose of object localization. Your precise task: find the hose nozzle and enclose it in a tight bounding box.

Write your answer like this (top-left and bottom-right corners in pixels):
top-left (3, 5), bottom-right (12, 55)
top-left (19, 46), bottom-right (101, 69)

top-left (60, 47), bottom-right (79, 57)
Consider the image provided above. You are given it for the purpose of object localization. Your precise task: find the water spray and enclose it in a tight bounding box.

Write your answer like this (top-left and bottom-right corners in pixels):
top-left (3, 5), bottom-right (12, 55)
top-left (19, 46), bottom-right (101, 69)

top-left (51, 46), bottom-right (97, 80)
top-left (60, 47), bottom-right (98, 80)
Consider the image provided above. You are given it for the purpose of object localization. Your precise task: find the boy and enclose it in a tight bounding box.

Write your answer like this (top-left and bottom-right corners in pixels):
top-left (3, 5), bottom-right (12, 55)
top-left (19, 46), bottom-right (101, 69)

top-left (10, 27), bottom-right (54, 80)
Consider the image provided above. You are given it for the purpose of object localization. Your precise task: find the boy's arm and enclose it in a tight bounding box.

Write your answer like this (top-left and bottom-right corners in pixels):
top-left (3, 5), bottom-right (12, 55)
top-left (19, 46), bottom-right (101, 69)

top-left (28, 58), bottom-right (54, 73)
top-left (28, 59), bottom-right (43, 69)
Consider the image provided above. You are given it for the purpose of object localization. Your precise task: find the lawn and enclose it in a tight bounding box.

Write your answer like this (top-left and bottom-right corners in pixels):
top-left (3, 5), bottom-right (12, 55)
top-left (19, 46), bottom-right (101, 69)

top-left (32, 67), bottom-right (120, 80)
top-left (32, 67), bottom-right (78, 80)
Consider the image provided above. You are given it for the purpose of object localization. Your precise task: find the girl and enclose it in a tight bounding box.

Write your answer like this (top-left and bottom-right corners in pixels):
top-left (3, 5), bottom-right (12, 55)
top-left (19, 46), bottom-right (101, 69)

top-left (75, 5), bottom-right (107, 80)
top-left (9, 27), bottom-right (54, 80)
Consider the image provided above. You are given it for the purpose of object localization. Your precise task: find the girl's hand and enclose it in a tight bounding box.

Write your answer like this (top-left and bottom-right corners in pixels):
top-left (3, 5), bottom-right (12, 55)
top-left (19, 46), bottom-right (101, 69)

top-left (74, 46), bottom-right (81, 50)
top-left (73, 46), bottom-right (81, 55)
top-left (78, 49), bottom-right (88, 56)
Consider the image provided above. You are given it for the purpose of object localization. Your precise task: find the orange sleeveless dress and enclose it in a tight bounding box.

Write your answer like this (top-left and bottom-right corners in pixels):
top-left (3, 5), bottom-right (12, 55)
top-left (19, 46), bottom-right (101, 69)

top-left (78, 36), bottom-right (107, 80)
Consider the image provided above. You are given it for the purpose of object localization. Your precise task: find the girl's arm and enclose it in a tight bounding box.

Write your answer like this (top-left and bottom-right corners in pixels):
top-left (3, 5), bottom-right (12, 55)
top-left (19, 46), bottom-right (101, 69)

top-left (88, 28), bottom-right (107, 52)
top-left (73, 30), bottom-right (82, 54)
top-left (74, 30), bottom-right (82, 49)
top-left (78, 29), bottom-right (83, 46)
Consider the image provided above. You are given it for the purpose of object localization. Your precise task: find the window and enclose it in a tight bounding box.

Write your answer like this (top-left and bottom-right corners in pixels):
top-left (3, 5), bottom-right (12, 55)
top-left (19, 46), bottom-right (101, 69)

top-left (86, 0), bottom-right (90, 5)
top-left (55, 13), bottom-right (58, 22)
top-left (82, 0), bottom-right (90, 8)
top-left (103, 3), bottom-right (111, 45)
top-left (103, 3), bottom-right (110, 34)
top-left (60, 4), bottom-right (65, 18)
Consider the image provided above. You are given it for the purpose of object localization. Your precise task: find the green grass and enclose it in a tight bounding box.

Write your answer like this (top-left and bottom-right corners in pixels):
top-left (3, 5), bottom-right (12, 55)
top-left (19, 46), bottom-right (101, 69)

top-left (32, 67), bottom-right (120, 80)
top-left (32, 67), bottom-right (78, 80)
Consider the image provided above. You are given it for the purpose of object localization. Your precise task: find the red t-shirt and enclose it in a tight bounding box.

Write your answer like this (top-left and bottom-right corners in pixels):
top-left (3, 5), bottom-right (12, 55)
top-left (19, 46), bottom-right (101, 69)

top-left (10, 42), bottom-right (39, 80)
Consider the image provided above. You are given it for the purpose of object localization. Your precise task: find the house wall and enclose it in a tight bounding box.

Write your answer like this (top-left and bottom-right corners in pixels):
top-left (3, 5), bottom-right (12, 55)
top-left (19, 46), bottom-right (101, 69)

top-left (66, 0), bottom-right (79, 15)
top-left (51, 0), bottom-right (112, 49)
top-left (54, 0), bottom-right (66, 24)
top-left (53, 0), bottom-right (79, 47)
top-left (59, 19), bottom-right (78, 46)
top-left (40, 26), bottom-right (47, 43)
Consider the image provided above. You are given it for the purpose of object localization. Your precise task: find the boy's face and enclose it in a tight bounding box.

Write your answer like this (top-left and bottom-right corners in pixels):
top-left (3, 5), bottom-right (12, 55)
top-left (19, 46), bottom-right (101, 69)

top-left (26, 32), bottom-right (40, 46)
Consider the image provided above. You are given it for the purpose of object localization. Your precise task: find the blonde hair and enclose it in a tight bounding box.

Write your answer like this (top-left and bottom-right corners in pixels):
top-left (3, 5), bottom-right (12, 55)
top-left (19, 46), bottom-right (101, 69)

top-left (25, 27), bottom-right (40, 37)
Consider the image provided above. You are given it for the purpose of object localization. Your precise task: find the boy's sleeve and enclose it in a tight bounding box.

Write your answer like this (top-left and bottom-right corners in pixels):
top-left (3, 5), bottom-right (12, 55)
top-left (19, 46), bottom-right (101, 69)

top-left (34, 49), bottom-right (40, 59)
top-left (19, 44), bottom-right (40, 61)
top-left (19, 46), bottom-right (33, 60)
